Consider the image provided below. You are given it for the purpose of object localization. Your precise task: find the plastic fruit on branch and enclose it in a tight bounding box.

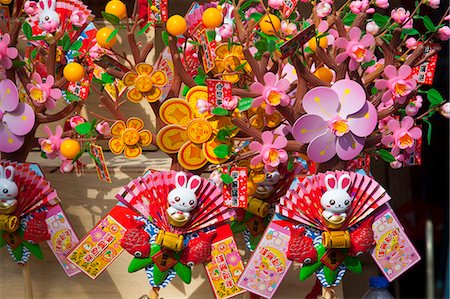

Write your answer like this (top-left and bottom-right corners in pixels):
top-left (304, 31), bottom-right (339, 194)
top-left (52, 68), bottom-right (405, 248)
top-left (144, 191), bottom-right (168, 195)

top-left (96, 27), bottom-right (117, 49)
top-left (313, 67), bottom-right (334, 84)
top-left (166, 15), bottom-right (187, 36)
top-left (63, 62), bottom-right (85, 82)
top-left (202, 7), bottom-right (223, 28)
top-left (259, 14), bottom-right (281, 36)
top-left (60, 139), bottom-right (81, 160)
top-left (308, 35), bottom-right (328, 52)
top-left (105, 0), bottom-right (127, 20)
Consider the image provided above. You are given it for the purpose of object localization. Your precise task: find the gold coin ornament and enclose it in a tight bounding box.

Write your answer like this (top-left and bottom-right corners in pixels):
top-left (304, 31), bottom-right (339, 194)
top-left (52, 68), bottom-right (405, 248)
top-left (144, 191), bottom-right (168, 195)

top-left (108, 117), bottom-right (152, 158)
top-left (213, 44), bottom-right (251, 83)
top-left (122, 63), bottom-right (167, 103)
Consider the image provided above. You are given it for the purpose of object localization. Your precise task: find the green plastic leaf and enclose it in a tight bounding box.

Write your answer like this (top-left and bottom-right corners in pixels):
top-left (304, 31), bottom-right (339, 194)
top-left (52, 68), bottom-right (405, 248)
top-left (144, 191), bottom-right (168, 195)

top-left (235, 62), bottom-right (248, 71)
top-left (239, 0), bottom-right (259, 12)
top-left (378, 149), bottom-right (396, 163)
top-left (427, 88), bottom-right (444, 106)
top-left (23, 242), bottom-right (44, 259)
top-left (138, 22), bottom-right (152, 36)
top-left (423, 118), bottom-right (432, 145)
top-left (174, 262), bottom-right (192, 284)
top-left (30, 35), bottom-right (47, 41)
top-left (249, 12), bottom-right (263, 23)
top-left (161, 31), bottom-right (169, 47)
top-left (213, 144), bottom-right (231, 159)
top-left (206, 30), bottom-right (216, 42)
top-left (267, 40), bottom-right (276, 53)
top-left (106, 28), bottom-right (119, 43)
top-left (344, 256), bottom-right (362, 273)
top-left (371, 87), bottom-right (378, 95)
top-left (238, 97), bottom-right (253, 112)
top-left (63, 91), bottom-right (80, 102)
top-left (211, 107), bottom-right (229, 116)
top-left (255, 40), bottom-right (267, 53)
top-left (11, 244), bottom-right (24, 261)
top-left (304, 46), bottom-right (314, 54)
top-left (373, 13), bottom-right (390, 28)
top-left (101, 72), bottom-right (115, 84)
top-left (221, 174), bottom-right (234, 184)
top-left (361, 60), bottom-right (376, 68)
top-left (299, 260), bottom-right (322, 281)
top-left (12, 60), bottom-right (26, 67)
top-left (249, 233), bottom-right (261, 251)
top-left (0, 233), bottom-right (6, 248)
top-left (70, 40), bottom-right (83, 51)
top-left (342, 13), bottom-right (357, 26)
top-left (30, 48), bottom-right (38, 60)
top-left (62, 34), bottom-right (71, 52)
top-left (75, 122), bottom-right (91, 135)
top-left (153, 266), bottom-right (168, 285)
top-left (402, 28), bottom-right (420, 37)
top-left (422, 16), bottom-right (435, 32)
top-left (128, 256), bottom-right (154, 273)
top-left (40, 151), bottom-right (48, 159)
top-left (323, 266), bottom-right (339, 285)
top-left (22, 22), bottom-right (32, 40)
top-left (102, 12), bottom-right (121, 25)
top-left (230, 221), bottom-right (247, 234)
top-left (150, 244), bottom-right (162, 257)
top-left (287, 156), bottom-right (295, 172)
top-left (217, 129), bottom-right (230, 141)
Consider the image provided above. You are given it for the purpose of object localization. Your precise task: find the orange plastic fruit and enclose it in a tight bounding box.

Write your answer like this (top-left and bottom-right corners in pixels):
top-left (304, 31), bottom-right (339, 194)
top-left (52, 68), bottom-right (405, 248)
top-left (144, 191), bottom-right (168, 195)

top-left (247, 179), bottom-right (257, 196)
top-left (63, 62), bottom-right (85, 82)
top-left (105, 0), bottom-right (127, 20)
top-left (259, 14), bottom-right (281, 36)
top-left (202, 7), bottom-right (223, 28)
top-left (96, 27), bottom-right (117, 49)
top-left (314, 67), bottom-right (334, 83)
top-left (60, 139), bottom-right (81, 160)
top-left (308, 36), bottom-right (328, 52)
top-left (166, 15), bottom-right (187, 36)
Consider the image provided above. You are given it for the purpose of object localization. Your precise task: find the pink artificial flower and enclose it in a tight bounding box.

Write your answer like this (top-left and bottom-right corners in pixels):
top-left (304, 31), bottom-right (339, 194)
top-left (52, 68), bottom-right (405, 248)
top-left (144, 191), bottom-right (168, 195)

top-left (366, 21), bottom-right (380, 35)
top-left (425, 0), bottom-right (439, 9)
top-left (317, 20), bottom-right (338, 46)
top-left (70, 10), bottom-right (87, 27)
top-left (334, 27), bottom-right (375, 71)
top-left (24, 1), bottom-right (38, 15)
top-left (316, 1), bottom-right (332, 18)
top-left (38, 125), bottom-right (65, 159)
top-left (405, 37), bottom-right (418, 49)
top-left (196, 99), bottom-right (211, 114)
top-left (26, 73), bottom-right (62, 110)
top-left (268, 0), bottom-right (283, 9)
top-left (249, 131), bottom-right (288, 172)
top-left (391, 7), bottom-right (410, 24)
top-left (209, 170), bottom-right (222, 187)
top-left (366, 57), bottom-right (384, 74)
top-left (69, 116), bottom-right (85, 129)
top-left (375, 0), bottom-right (389, 8)
top-left (445, 15), bottom-right (450, 21)
top-left (217, 23), bottom-right (233, 40)
top-left (222, 96), bottom-right (238, 110)
top-left (405, 96), bottom-right (422, 116)
top-left (60, 160), bottom-right (75, 173)
top-left (96, 121), bottom-right (111, 136)
top-left (375, 65), bottom-right (417, 104)
top-left (381, 116), bottom-right (421, 156)
top-left (281, 21), bottom-right (297, 36)
top-left (439, 102), bottom-right (450, 118)
top-left (390, 154), bottom-right (404, 169)
top-left (378, 115), bottom-right (396, 133)
top-left (0, 34), bottom-right (18, 70)
top-left (349, 0), bottom-right (370, 14)
top-left (366, 8), bottom-right (375, 14)
top-left (402, 18), bottom-right (413, 29)
top-left (251, 72), bottom-right (290, 115)
top-left (322, 0), bottom-right (334, 3)
top-left (437, 26), bottom-right (450, 41)
top-left (292, 80), bottom-right (377, 163)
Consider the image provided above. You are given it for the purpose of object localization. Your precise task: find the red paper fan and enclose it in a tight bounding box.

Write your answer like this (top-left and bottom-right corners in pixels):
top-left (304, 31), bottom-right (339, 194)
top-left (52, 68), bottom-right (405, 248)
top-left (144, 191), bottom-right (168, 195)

top-left (116, 170), bottom-right (235, 234)
top-left (276, 171), bottom-right (391, 230)
top-left (0, 161), bottom-right (59, 217)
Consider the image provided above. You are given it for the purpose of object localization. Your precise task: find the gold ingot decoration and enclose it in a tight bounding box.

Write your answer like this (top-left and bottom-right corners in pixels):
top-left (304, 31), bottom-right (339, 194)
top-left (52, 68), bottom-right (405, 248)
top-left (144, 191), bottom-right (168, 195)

top-left (322, 230), bottom-right (351, 249)
top-left (0, 214), bottom-right (19, 233)
top-left (155, 230), bottom-right (184, 252)
top-left (245, 197), bottom-right (270, 218)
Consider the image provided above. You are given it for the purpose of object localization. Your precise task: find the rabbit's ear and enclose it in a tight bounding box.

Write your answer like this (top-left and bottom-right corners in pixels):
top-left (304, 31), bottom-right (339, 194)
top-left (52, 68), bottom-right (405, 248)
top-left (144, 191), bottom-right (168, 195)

top-left (187, 175), bottom-right (201, 193)
top-left (39, 0), bottom-right (46, 10)
top-left (4, 166), bottom-right (14, 181)
top-left (324, 174), bottom-right (337, 190)
top-left (338, 174), bottom-right (351, 192)
top-left (48, 0), bottom-right (56, 10)
top-left (0, 166), bottom-right (4, 179)
top-left (175, 172), bottom-right (187, 188)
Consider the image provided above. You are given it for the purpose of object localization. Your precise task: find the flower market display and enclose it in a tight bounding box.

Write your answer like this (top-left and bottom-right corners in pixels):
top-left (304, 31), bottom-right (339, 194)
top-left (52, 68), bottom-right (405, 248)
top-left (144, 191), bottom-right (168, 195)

top-left (0, 0), bottom-right (449, 298)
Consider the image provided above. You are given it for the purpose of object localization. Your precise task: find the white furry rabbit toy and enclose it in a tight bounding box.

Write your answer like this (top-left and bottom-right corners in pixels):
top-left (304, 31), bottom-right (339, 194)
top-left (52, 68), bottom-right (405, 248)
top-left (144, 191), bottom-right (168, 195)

top-left (37, 0), bottom-right (60, 33)
top-left (0, 165), bottom-right (18, 210)
top-left (167, 172), bottom-right (201, 224)
top-left (320, 173), bottom-right (352, 222)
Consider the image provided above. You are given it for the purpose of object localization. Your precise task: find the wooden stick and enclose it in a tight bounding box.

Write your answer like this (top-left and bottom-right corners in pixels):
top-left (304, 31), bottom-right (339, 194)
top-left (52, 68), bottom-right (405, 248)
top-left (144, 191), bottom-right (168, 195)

top-left (21, 263), bottom-right (34, 299)
top-left (320, 286), bottom-right (338, 299)
top-left (149, 287), bottom-right (160, 299)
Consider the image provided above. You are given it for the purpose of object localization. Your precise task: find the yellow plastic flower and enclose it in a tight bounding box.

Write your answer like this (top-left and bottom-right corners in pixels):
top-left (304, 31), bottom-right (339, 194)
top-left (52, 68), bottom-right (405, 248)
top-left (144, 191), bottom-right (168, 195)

top-left (213, 44), bottom-right (252, 83)
top-left (122, 63), bottom-right (168, 103)
top-left (108, 117), bottom-right (152, 158)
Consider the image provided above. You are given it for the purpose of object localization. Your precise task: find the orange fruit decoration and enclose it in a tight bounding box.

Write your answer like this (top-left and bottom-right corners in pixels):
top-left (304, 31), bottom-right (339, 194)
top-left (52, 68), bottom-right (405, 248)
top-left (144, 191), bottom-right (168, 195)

top-left (166, 15), bottom-right (187, 36)
top-left (202, 7), bottom-right (223, 28)
top-left (96, 27), bottom-right (117, 49)
top-left (313, 67), bottom-right (334, 83)
top-left (60, 140), bottom-right (81, 160)
top-left (105, 0), bottom-right (127, 20)
top-left (308, 36), bottom-right (328, 52)
top-left (259, 14), bottom-right (281, 36)
top-left (63, 62), bottom-right (85, 82)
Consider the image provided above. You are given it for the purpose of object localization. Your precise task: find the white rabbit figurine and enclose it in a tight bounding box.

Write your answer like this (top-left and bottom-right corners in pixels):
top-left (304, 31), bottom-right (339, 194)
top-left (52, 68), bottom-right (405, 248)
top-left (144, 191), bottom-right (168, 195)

top-left (38, 0), bottom-right (60, 33)
top-left (0, 165), bottom-right (18, 212)
top-left (320, 174), bottom-right (352, 224)
top-left (167, 172), bottom-right (201, 226)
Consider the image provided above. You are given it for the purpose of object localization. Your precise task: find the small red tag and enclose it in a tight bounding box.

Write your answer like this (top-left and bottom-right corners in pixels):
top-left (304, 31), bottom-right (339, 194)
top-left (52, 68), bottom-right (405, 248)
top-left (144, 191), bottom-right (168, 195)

top-left (207, 79), bottom-right (232, 108)
top-left (222, 167), bottom-right (248, 208)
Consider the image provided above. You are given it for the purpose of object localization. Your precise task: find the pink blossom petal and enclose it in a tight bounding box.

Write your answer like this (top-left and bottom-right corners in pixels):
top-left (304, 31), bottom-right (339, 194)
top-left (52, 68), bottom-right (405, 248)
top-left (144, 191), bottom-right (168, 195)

top-left (0, 123), bottom-right (24, 153)
top-left (387, 119), bottom-right (400, 132)
top-left (307, 130), bottom-right (336, 162)
top-left (348, 58), bottom-right (358, 71)
top-left (334, 37), bottom-right (349, 49)
top-left (292, 114), bottom-right (328, 143)
top-left (273, 135), bottom-right (288, 149)
top-left (347, 102), bottom-right (377, 137)
top-left (336, 133), bottom-right (365, 160)
top-left (335, 52), bottom-right (349, 64)
top-left (401, 116), bottom-right (414, 130)
top-left (391, 146), bottom-right (400, 156)
top-left (43, 125), bottom-right (52, 136)
top-left (1, 57), bottom-right (11, 69)
top-left (318, 20), bottom-right (328, 32)
top-left (381, 135), bottom-right (395, 147)
top-left (45, 98), bottom-right (56, 110)
top-left (50, 88), bottom-right (62, 99)
top-left (398, 65), bottom-right (412, 79)
top-left (32, 72), bottom-right (43, 85)
top-left (409, 127), bottom-right (422, 139)
top-left (3, 103), bottom-right (35, 135)
top-left (46, 75), bottom-right (55, 86)
top-left (55, 125), bottom-right (63, 137)
top-left (359, 34), bottom-right (375, 47)
top-left (6, 47), bottom-right (18, 59)
top-left (261, 131), bottom-right (274, 145)
top-left (275, 78), bottom-right (290, 91)
top-left (364, 50), bottom-right (374, 62)
top-left (383, 65), bottom-right (398, 78)
top-left (375, 79), bottom-right (389, 90)
top-left (349, 27), bottom-right (362, 41)
top-left (263, 72), bottom-right (277, 86)
top-left (0, 79), bottom-right (18, 112)
top-left (302, 86), bottom-right (339, 120)
top-left (250, 155), bottom-right (263, 166)
top-left (250, 82), bottom-right (264, 94)
top-left (2, 34), bottom-right (10, 44)
top-left (280, 94), bottom-right (290, 106)
top-left (265, 104), bottom-right (277, 115)
top-left (332, 79), bottom-right (366, 117)
top-left (249, 141), bottom-right (263, 151)
top-left (252, 96), bottom-right (264, 107)
top-left (278, 149), bottom-right (288, 163)
top-left (381, 91), bottom-right (393, 103)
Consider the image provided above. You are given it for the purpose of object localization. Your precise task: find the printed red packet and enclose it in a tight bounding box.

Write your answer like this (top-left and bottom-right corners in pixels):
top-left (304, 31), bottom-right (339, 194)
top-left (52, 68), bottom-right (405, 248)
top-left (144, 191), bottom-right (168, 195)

top-left (207, 79), bottom-right (232, 108)
top-left (412, 44), bottom-right (438, 85)
top-left (222, 167), bottom-right (248, 208)
top-left (90, 144), bottom-right (112, 183)
top-left (281, 0), bottom-right (299, 18)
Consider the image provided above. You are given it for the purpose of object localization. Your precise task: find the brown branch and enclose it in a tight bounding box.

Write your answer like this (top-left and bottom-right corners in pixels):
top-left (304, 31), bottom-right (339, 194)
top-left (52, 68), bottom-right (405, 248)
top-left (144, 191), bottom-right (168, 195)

top-left (332, 14), bottom-right (347, 37)
top-left (139, 42), bottom-right (154, 63)
top-left (47, 40), bottom-right (57, 77)
top-left (376, 37), bottom-right (395, 66)
top-left (127, 15), bottom-right (143, 64)
top-left (107, 67), bottom-right (126, 79)
top-left (231, 117), bottom-right (262, 142)
top-left (100, 95), bottom-right (127, 122)
top-left (285, 140), bottom-right (307, 153)
top-left (168, 36), bottom-right (197, 88)
top-left (314, 47), bottom-right (339, 71)
top-left (293, 54), bottom-right (331, 87)
top-left (277, 106), bottom-right (296, 126)
top-left (293, 76), bottom-right (307, 119)
top-left (352, 13), bottom-right (367, 29)
top-left (36, 102), bottom-right (81, 123)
